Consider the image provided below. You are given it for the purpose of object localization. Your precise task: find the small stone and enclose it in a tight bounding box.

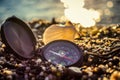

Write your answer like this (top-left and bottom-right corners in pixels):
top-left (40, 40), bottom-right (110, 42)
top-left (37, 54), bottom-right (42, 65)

top-left (41, 66), bottom-right (46, 71)
top-left (10, 57), bottom-right (14, 62)
top-left (57, 64), bottom-right (64, 71)
top-left (31, 77), bottom-right (35, 80)
top-left (98, 64), bottom-right (105, 68)
top-left (6, 75), bottom-right (13, 80)
top-left (110, 71), bottom-right (120, 80)
top-left (15, 63), bottom-right (24, 67)
top-left (45, 77), bottom-right (49, 80)
top-left (0, 57), bottom-right (6, 61)
top-left (85, 67), bottom-right (92, 72)
top-left (106, 68), bottom-right (112, 73)
top-left (40, 71), bottom-right (44, 76)
top-left (0, 65), bottom-right (3, 69)
top-left (93, 67), bottom-right (98, 72)
top-left (24, 73), bottom-right (29, 80)
top-left (56, 71), bottom-right (61, 77)
top-left (47, 74), bottom-right (54, 80)
top-left (96, 39), bottom-right (102, 44)
top-left (3, 69), bottom-right (13, 75)
top-left (25, 67), bottom-right (31, 72)
top-left (0, 60), bottom-right (4, 64)
top-left (36, 58), bottom-right (42, 64)
top-left (0, 41), bottom-right (2, 46)
top-left (82, 75), bottom-right (88, 80)
top-left (88, 71), bottom-right (93, 77)
top-left (51, 66), bottom-right (57, 72)
top-left (68, 67), bottom-right (82, 74)
top-left (0, 48), bottom-right (4, 52)
top-left (103, 77), bottom-right (108, 80)
top-left (108, 62), bottom-right (113, 67)
top-left (1, 44), bottom-right (6, 48)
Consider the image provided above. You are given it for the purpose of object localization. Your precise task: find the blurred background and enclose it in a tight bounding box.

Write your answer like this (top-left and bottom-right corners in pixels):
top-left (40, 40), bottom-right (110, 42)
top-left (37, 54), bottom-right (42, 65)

top-left (0, 0), bottom-right (120, 24)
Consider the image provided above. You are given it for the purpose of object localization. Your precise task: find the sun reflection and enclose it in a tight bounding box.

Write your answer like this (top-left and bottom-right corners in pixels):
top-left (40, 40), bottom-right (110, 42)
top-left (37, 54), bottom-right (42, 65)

top-left (104, 9), bottom-right (112, 16)
top-left (61, 0), bottom-right (101, 27)
top-left (107, 1), bottom-right (114, 8)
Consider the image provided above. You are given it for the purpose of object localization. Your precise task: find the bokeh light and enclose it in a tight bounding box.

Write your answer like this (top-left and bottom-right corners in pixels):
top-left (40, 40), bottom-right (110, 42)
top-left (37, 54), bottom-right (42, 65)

top-left (0, 0), bottom-right (120, 24)
top-left (107, 1), bottom-right (114, 8)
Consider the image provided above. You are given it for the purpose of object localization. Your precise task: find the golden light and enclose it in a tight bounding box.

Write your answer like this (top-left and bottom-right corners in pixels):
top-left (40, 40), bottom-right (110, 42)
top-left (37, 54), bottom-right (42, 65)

top-left (107, 1), bottom-right (114, 8)
top-left (61, 0), bottom-right (101, 27)
top-left (104, 9), bottom-right (112, 16)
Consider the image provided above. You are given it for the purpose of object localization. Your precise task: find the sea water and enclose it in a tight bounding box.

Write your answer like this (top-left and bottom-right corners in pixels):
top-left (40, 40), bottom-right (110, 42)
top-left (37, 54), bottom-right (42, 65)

top-left (0, 0), bottom-right (120, 24)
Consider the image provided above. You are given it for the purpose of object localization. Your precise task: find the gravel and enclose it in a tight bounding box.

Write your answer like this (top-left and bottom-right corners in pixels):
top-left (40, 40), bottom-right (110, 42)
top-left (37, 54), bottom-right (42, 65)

top-left (0, 19), bottom-right (120, 80)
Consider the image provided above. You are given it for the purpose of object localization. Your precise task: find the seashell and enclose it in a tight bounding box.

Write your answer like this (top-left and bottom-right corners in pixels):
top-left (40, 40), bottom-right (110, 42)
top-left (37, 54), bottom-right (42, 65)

top-left (43, 21), bottom-right (79, 44)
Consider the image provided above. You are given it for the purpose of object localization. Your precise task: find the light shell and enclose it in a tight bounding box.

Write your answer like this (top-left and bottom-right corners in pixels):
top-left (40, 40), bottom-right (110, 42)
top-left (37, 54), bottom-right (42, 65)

top-left (43, 24), bottom-right (79, 44)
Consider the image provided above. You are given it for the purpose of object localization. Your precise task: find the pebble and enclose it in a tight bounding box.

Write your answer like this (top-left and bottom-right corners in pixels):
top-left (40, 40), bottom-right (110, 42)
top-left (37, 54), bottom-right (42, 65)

top-left (68, 67), bottom-right (82, 74)
top-left (0, 20), bottom-right (120, 80)
top-left (41, 66), bottom-right (46, 71)
top-left (51, 66), bottom-right (57, 72)
top-left (45, 77), bottom-right (49, 80)
top-left (110, 71), bottom-right (120, 80)
top-left (39, 71), bottom-right (44, 76)
top-left (0, 60), bottom-right (4, 64)
top-left (25, 67), bottom-right (31, 72)
top-left (36, 58), bottom-right (42, 65)
top-left (6, 75), bottom-right (13, 80)
top-left (3, 69), bottom-right (13, 75)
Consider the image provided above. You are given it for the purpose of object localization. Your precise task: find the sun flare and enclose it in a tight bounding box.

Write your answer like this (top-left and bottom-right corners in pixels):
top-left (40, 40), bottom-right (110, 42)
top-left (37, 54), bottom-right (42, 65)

top-left (61, 0), bottom-right (101, 27)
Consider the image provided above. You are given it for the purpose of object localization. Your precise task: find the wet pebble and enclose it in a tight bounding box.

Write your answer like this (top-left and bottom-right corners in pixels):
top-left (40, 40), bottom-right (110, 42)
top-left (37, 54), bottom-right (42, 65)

top-left (110, 71), bottom-right (120, 80)
top-left (0, 20), bottom-right (120, 80)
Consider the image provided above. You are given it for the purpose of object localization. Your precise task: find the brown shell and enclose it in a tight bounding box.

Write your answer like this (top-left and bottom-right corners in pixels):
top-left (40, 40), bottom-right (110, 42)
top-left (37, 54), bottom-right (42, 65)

top-left (43, 24), bottom-right (79, 44)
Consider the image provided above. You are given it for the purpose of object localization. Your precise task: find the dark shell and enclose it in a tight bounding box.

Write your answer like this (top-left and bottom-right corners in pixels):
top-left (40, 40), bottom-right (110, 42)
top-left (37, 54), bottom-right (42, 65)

top-left (1, 16), bottom-right (36, 59)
